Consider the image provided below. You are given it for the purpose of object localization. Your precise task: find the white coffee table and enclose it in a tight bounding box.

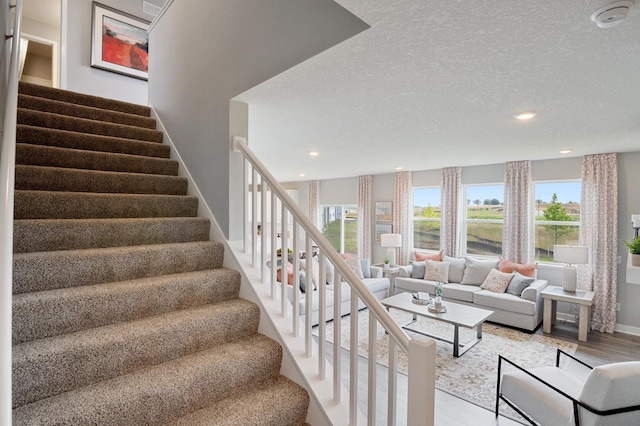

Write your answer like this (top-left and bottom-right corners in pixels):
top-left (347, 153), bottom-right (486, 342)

top-left (381, 292), bottom-right (494, 357)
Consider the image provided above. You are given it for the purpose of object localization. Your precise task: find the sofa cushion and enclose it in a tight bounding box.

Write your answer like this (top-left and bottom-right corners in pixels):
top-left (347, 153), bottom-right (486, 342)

top-left (360, 258), bottom-right (371, 278)
top-left (441, 283), bottom-right (481, 303)
top-left (499, 258), bottom-right (537, 278)
top-left (325, 260), bottom-right (335, 284)
top-left (344, 257), bottom-right (364, 279)
top-left (506, 272), bottom-right (535, 296)
top-left (480, 268), bottom-right (513, 293)
top-left (460, 257), bottom-right (499, 285)
top-left (473, 290), bottom-right (536, 315)
top-left (415, 250), bottom-right (443, 262)
top-left (410, 261), bottom-right (426, 279)
top-left (424, 259), bottom-right (450, 283)
top-left (443, 256), bottom-right (465, 283)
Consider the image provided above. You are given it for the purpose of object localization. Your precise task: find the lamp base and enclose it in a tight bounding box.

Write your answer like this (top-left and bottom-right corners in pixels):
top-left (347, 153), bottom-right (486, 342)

top-left (386, 247), bottom-right (396, 267)
top-left (563, 265), bottom-right (577, 292)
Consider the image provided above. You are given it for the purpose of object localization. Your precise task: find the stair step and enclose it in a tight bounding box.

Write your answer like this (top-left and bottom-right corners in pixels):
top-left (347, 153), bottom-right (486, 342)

top-left (170, 375), bottom-right (309, 426)
top-left (13, 268), bottom-right (241, 343)
top-left (12, 334), bottom-right (282, 425)
top-left (18, 93), bottom-right (157, 129)
top-left (18, 108), bottom-right (163, 143)
top-left (15, 165), bottom-right (189, 195)
top-left (13, 299), bottom-right (260, 407)
top-left (14, 190), bottom-right (199, 220)
top-left (16, 143), bottom-right (178, 175)
top-left (13, 241), bottom-right (224, 294)
top-left (19, 81), bottom-right (151, 116)
top-left (17, 124), bottom-right (170, 158)
top-left (14, 217), bottom-right (210, 253)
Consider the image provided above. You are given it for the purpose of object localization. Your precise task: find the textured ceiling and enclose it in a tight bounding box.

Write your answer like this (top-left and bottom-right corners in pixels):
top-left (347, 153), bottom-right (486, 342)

top-left (234, 0), bottom-right (640, 183)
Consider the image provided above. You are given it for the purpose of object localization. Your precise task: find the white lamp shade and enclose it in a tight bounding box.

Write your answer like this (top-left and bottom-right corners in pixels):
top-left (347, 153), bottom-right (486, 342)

top-left (632, 214), bottom-right (640, 228)
top-left (381, 234), bottom-right (402, 248)
top-left (553, 245), bottom-right (589, 265)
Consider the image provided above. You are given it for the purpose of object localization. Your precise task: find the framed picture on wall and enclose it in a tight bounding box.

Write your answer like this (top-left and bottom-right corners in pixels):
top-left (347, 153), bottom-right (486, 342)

top-left (91, 2), bottom-right (150, 80)
top-left (375, 201), bottom-right (392, 222)
top-left (375, 224), bottom-right (392, 244)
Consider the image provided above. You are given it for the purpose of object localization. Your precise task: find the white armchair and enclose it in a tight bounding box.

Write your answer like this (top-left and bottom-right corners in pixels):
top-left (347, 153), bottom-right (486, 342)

top-left (496, 349), bottom-right (640, 425)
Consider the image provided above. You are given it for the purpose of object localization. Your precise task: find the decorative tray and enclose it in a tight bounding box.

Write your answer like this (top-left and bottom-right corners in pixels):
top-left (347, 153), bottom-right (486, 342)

top-left (427, 303), bottom-right (447, 313)
top-left (411, 292), bottom-right (431, 305)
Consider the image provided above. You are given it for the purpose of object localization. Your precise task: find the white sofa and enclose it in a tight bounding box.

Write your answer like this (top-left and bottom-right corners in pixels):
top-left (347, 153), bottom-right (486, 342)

top-left (288, 263), bottom-right (390, 326)
top-left (394, 256), bottom-right (548, 331)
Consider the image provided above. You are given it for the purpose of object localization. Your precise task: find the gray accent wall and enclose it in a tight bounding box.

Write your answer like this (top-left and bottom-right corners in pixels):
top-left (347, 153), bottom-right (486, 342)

top-left (147, 0), bottom-right (369, 237)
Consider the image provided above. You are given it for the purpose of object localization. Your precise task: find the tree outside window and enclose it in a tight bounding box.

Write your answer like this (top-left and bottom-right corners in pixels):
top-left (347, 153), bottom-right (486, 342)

top-left (534, 182), bottom-right (581, 262)
top-left (413, 187), bottom-right (441, 251)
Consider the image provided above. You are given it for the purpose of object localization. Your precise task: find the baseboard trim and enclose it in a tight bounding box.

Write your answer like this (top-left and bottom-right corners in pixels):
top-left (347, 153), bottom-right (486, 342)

top-left (614, 323), bottom-right (640, 336)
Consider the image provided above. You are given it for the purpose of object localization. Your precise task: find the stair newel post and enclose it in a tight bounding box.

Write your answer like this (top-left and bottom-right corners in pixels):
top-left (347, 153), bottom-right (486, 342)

top-left (407, 337), bottom-right (436, 426)
top-left (250, 166), bottom-right (258, 268)
top-left (259, 174), bottom-right (267, 282)
top-left (270, 190), bottom-right (277, 298)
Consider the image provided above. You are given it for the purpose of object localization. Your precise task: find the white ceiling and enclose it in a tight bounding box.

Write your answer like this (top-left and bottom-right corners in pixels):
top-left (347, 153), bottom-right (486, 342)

top-left (234, 0), bottom-right (640, 183)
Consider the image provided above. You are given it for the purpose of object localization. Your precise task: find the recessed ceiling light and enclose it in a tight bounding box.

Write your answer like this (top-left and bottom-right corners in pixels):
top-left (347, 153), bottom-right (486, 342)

top-left (309, 151), bottom-right (319, 156)
top-left (514, 111), bottom-right (537, 120)
top-left (560, 149), bottom-right (572, 154)
top-left (395, 166), bottom-right (403, 170)
top-left (299, 173), bottom-right (305, 177)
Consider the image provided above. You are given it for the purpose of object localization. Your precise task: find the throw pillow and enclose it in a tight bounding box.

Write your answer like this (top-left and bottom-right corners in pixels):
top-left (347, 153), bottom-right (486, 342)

top-left (360, 258), bottom-right (371, 278)
top-left (443, 256), bottom-right (465, 283)
top-left (423, 260), bottom-right (450, 283)
top-left (410, 261), bottom-right (426, 279)
top-left (480, 268), bottom-right (514, 293)
top-left (506, 272), bottom-right (535, 296)
top-left (414, 250), bottom-right (444, 262)
top-left (325, 259), bottom-right (334, 284)
top-left (276, 262), bottom-right (294, 285)
top-left (344, 257), bottom-right (365, 279)
top-left (460, 257), bottom-right (499, 286)
top-left (298, 271), bottom-right (316, 293)
top-left (300, 257), bottom-right (320, 286)
top-left (499, 258), bottom-right (538, 278)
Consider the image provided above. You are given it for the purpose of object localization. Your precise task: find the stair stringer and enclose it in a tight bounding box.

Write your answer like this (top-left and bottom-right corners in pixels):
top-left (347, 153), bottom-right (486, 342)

top-left (150, 107), bottom-right (340, 426)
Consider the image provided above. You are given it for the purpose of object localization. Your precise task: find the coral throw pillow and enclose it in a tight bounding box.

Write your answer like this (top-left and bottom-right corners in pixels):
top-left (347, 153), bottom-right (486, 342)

top-left (480, 268), bottom-right (514, 293)
top-left (423, 260), bottom-right (450, 283)
top-left (415, 250), bottom-right (444, 262)
top-left (499, 258), bottom-right (537, 278)
top-left (277, 262), bottom-right (295, 285)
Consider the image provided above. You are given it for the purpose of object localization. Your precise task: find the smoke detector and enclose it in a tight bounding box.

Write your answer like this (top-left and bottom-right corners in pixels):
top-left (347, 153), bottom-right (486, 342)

top-left (591, 1), bottom-right (634, 28)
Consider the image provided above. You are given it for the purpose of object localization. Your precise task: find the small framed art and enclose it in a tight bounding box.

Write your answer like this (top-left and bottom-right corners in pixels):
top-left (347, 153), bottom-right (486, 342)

top-left (91, 2), bottom-right (150, 80)
top-left (375, 224), bottom-right (392, 244)
top-left (375, 201), bottom-right (392, 222)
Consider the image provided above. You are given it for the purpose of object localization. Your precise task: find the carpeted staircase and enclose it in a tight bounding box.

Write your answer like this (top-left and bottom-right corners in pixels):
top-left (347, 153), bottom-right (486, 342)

top-left (11, 82), bottom-right (310, 425)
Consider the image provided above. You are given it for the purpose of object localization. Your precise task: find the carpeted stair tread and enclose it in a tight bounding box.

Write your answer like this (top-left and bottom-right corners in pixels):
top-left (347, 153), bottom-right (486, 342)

top-left (13, 268), bottom-right (241, 343)
top-left (12, 334), bottom-right (283, 426)
top-left (15, 165), bottom-right (189, 195)
top-left (18, 81), bottom-right (151, 116)
top-left (13, 299), bottom-right (261, 407)
top-left (14, 217), bottom-right (210, 253)
top-left (18, 93), bottom-right (157, 129)
top-left (16, 143), bottom-right (178, 175)
top-left (14, 190), bottom-right (199, 219)
top-left (17, 125), bottom-right (170, 158)
top-left (18, 108), bottom-right (163, 143)
top-left (13, 241), bottom-right (224, 294)
top-left (170, 375), bottom-right (310, 426)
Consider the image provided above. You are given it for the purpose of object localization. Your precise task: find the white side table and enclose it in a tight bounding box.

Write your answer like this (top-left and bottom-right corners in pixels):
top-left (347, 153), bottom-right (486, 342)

top-left (375, 265), bottom-right (400, 296)
top-left (541, 286), bottom-right (595, 342)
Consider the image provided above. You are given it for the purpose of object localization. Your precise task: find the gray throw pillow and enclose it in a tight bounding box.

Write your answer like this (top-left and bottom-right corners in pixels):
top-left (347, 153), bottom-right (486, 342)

top-left (360, 258), bottom-right (371, 278)
top-left (299, 271), bottom-right (316, 293)
top-left (325, 260), bottom-right (334, 284)
top-left (443, 256), bottom-right (465, 283)
top-left (506, 272), bottom-right (535, 296)
top-left (460, 257), bottom-right (499, 286)
top-left (410, 261), bottom-right (426, 279)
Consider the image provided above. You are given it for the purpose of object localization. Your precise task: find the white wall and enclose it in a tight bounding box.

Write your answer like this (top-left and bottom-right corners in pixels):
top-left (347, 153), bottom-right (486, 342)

top-left (63, 0), bottom-right (149, 104)
top-left (148, 0), bottom-right (368, 237)
top-left (301, 154), bottom-right (640, 332)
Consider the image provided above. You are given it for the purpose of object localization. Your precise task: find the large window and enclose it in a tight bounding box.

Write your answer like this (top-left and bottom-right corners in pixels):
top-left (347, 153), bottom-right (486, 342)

top-left (413, 187), bottom-right (441, 251)
top-left (320, 205), bottom-right (358, 255)
top-left (534, 181), bottom-right (581, 262)
top-left (464, 184), bottom-right (504, 256)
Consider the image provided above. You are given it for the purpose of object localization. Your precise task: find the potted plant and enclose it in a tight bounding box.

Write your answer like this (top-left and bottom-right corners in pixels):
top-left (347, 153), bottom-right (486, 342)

top-left (383, 256), bottom-right (390, 269)
top-left (624, 236), bottom-right (640, 267)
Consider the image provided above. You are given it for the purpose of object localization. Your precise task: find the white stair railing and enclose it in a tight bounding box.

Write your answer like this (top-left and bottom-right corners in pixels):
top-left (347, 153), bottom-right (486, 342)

top-left (233, 136), bottom-right (435, 426)
top-left (1, 0), bottom-right (23, 424)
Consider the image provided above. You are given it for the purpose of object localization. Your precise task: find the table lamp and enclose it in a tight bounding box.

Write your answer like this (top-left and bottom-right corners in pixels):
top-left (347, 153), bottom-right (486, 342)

top-left (553, 245), bottom-right (589, 292)
top-left (381, 234), bottom-right (402, 266)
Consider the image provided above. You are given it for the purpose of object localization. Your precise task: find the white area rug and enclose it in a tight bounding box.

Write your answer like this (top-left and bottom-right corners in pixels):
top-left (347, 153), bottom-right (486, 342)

top-left (316, 308), bottom-right (578, 422)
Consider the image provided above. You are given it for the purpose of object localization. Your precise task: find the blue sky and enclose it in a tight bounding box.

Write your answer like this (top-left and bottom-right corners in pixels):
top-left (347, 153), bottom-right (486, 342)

top-left (414, 181), bottom-right (581, 207)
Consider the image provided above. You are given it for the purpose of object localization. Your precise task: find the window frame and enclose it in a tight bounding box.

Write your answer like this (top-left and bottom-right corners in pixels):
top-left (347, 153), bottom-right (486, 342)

top-left (319, 204), bottom-right (358, 254)
top-left (412, 186), bottom-right (442, 253)
top-left (462, 183), bottom-right (505, 258)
